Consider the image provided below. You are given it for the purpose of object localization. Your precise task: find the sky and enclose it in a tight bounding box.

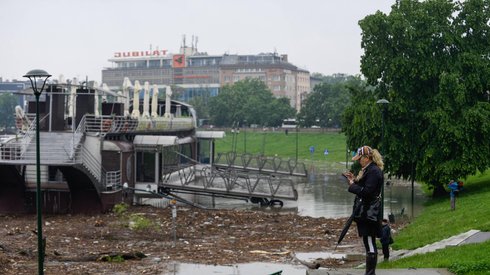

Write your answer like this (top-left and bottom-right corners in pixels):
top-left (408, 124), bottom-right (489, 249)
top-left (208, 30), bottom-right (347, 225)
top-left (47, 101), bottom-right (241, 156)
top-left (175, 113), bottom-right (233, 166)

top-left (0, 0), bottom-right (395, 83)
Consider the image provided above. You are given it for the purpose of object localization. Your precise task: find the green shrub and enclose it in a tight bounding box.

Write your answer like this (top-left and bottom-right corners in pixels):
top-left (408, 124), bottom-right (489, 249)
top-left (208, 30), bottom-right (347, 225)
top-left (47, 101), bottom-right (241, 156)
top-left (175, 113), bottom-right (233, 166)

top-left (113, 203), bottom-right (128, 216)
top-left (128, 214), bottom-right (155, 231)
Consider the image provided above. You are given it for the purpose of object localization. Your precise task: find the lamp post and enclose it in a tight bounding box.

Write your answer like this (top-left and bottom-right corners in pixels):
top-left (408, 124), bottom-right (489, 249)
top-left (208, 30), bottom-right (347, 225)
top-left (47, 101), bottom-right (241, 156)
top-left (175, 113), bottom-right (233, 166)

top-left (376, 98), bottom-right (389, 220)
top-left (243, 120), bottom-right (247, 153)
top-left (24, 69), bottom-right (51, 275)
top-left (410, 109), bottom-right (416, 218)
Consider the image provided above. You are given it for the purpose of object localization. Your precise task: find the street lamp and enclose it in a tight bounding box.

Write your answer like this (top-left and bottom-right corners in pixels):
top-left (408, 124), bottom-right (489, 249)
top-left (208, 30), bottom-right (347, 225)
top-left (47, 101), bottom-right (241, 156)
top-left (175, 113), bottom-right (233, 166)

top-left (410, 109), bottom-right (416, 218)
top-left (243, 120), bottom-right (247, 153)
top-left (24, 69), bottom-right (51, 275)
top-left (376, 98), bottom-right (389, 220)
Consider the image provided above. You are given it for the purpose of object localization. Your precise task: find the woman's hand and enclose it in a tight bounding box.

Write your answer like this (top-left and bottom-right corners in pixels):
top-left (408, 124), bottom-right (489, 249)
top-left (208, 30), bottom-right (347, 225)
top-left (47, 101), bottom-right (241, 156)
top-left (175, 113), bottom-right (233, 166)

top-left (342, 171), bottom-right (355, 185)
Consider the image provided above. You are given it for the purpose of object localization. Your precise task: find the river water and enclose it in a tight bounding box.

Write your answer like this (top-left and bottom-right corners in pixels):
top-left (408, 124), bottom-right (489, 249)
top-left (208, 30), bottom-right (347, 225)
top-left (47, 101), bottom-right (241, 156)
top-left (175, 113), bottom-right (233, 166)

top-left (193, 162), bottom-right (427, 219)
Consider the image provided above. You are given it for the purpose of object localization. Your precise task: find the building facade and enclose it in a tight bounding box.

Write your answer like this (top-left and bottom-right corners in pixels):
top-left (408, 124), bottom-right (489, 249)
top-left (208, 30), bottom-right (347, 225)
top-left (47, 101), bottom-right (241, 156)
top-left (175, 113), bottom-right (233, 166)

top-left (102, 41), bottom-right (310, 111)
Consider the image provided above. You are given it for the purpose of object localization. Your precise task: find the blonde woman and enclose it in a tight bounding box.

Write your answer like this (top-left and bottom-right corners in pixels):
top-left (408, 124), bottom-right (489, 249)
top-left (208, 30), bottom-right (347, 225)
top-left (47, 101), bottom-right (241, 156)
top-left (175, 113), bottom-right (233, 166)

top-left (344, 145), bottom-right (384, 275)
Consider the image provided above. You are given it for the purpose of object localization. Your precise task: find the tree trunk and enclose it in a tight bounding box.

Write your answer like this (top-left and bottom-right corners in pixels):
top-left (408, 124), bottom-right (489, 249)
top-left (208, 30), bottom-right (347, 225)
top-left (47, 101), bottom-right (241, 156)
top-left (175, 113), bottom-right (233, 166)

top-left (432, 184), bottom-right (447, 198)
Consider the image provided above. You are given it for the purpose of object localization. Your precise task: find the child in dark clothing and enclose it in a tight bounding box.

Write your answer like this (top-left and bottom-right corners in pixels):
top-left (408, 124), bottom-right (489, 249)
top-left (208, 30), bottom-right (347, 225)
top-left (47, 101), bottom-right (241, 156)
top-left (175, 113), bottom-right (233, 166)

top-left (380, 219), bottom-right (392, 261)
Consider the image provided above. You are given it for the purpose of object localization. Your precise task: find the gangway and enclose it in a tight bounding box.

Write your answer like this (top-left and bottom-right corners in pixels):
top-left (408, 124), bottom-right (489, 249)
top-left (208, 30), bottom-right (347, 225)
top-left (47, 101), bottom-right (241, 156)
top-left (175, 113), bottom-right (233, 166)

top-left (156, 152), bottom-right (307, 206)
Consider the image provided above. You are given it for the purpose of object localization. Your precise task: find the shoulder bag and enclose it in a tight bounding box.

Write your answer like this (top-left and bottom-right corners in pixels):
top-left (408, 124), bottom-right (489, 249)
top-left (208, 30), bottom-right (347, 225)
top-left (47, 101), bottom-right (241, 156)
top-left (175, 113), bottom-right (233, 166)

top-left (353, 195), bottom-right (381, 222)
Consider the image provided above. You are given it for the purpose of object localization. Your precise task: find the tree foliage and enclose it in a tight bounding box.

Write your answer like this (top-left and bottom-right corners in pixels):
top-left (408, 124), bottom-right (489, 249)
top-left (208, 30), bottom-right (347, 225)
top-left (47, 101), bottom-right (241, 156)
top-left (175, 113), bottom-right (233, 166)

top-left (0, 93), bottom-right (18, 132)
top-left (344, 0), bottom-right (490, 192)
top-left (209, 78), bottom-right (296, 127)
top-left (299, 76), bottom-right (362, 128)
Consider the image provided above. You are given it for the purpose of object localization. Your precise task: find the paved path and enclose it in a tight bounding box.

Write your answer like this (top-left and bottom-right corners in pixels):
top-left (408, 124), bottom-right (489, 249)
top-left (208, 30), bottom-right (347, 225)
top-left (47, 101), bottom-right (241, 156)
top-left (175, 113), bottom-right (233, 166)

top-left (391, 229), bottom-right (487, 260)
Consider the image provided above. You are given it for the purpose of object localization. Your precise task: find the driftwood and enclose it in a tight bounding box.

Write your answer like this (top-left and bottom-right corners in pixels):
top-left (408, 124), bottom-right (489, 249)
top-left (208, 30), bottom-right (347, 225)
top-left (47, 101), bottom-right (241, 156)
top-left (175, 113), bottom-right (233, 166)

top-left (54, 251), bottom-right (146, 262)
top-left (289, 252), bottom-right (320, 269)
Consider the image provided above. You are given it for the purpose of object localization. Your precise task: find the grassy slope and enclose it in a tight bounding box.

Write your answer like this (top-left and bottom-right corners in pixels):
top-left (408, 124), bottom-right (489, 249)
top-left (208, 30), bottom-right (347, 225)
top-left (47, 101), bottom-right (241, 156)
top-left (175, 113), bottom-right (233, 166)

top-left (380, 171), bottom-right (490, 274)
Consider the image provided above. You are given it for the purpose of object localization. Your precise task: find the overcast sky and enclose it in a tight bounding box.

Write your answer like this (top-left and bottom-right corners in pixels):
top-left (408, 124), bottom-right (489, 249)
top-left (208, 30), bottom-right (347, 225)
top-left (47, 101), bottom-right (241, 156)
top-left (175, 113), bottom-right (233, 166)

top-left (0, 0), bottom-right (394, 83)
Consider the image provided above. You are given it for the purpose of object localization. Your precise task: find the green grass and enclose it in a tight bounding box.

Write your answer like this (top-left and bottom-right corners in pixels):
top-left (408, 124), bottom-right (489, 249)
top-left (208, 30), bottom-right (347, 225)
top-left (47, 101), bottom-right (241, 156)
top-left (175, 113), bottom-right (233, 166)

top-left (391, 170), bottom-right (490, 249)
top-left (381, 170), bottom-right (490, 274)
top-left (214, 130), bottom-right (348, 163)
top-left (380, 241), bottom-right (490, 274)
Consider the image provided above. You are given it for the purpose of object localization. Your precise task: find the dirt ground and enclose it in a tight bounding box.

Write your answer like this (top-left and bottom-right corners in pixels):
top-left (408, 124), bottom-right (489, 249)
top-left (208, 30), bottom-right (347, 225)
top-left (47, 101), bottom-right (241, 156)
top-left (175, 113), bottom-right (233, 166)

top-left (0, 205), bottom-right (404, 274)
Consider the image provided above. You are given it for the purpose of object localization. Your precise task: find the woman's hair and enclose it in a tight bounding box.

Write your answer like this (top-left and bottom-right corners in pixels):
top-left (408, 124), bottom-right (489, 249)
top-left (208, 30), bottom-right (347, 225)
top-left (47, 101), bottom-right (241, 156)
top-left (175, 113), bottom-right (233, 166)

top-left (354, 146), bottom-right (384, 181)
top-left (370, 149), bottom-right (384, 170)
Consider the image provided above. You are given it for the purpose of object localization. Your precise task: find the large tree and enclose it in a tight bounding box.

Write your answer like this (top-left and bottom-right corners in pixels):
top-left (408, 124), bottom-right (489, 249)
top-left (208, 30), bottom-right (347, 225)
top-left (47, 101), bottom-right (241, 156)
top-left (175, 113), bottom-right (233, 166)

top-left (209, 78), bottom-right (296, 127)
top-left (343, 0), bottom-right (490, 194)
top-left (299, 76), bottom-right (362, 128)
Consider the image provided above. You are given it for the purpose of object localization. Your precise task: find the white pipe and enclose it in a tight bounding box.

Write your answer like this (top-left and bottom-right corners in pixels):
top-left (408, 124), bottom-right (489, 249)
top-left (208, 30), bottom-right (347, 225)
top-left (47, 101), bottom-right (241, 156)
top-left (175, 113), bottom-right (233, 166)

top-left (132, 80), bottom-right (141, 118)
top-left (164, 85), bottom-right (172, 118)
top-left (151, 84), bottom-right (159, 118)
top-left (143, 81), bottom-right (150, 118)
top-left (122, 77), bottom-right (132, 116)
top-left (93, 81), bottom-right (100, 117)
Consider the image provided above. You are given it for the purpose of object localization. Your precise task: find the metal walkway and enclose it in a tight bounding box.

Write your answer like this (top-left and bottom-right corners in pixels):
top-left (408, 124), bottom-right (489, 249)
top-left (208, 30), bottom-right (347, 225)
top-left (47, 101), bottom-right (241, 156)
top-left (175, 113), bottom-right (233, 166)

top-left (158, 152), bottom-right (307, 204)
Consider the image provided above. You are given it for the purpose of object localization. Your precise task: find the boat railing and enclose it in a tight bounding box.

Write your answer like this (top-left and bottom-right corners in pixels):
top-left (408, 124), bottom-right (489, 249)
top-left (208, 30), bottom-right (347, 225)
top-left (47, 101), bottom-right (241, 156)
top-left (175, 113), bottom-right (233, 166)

top-left (70, 115), bottom-right (86, 159)
top-left (0, 114), bottom-right (49, 161)
top-left (75, 143), bottom-right (107, 192)
top-left (82, 114), bottom-right (193, 135)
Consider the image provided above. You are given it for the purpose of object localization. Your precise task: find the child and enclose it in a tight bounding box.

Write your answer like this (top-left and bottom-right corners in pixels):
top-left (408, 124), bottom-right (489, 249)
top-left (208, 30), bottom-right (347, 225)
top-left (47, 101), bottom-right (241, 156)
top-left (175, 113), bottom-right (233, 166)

top-left (380, 219), bottom-right (393, 261)
top-left (448, 180), bottom-right (460, 210)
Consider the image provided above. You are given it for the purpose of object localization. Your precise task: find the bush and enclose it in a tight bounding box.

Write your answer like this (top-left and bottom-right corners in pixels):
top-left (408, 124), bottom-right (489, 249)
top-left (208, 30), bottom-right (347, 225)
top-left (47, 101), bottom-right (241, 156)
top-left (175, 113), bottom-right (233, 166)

top-left (113, 203), bottom-right (128, 216)
top-left (128, 214), bottom-right (155, 231)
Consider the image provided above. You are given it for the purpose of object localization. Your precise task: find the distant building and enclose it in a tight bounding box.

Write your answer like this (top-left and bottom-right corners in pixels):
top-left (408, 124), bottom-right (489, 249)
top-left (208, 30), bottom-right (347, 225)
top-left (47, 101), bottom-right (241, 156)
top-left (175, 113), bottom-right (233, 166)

top-left (102, 37), bottom-right (310, 111)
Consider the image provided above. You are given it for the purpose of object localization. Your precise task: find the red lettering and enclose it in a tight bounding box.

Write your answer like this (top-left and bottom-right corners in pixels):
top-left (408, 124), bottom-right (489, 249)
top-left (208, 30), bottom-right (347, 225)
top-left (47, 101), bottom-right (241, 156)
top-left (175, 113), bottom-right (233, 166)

top-left (132, 51), bottom-right (140, 57)
top-left (153, 50), bottom-right (160, 56)
top-left (114, 52), bottom-right (121, 58)
top-left (122, 52), bottom-right (131, 57)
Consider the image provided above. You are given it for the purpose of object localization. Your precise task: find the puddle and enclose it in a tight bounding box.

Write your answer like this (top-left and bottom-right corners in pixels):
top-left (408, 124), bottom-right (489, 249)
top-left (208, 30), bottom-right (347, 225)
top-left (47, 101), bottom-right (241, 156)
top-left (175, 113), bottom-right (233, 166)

top-left (294, 251), bottom-right (346, 262)
top-left (159, 252), bottom-right (349, 275)
top-left (164, 262), bottom-right (305, 275)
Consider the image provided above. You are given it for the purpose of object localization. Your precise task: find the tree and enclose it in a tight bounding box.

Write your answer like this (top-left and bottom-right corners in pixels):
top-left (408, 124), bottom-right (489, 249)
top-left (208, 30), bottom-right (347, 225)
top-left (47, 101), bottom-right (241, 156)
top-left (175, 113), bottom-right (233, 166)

top-left (344, 0), bottom-right (490, 194)
top-left (299, 76), bottom-right (361, 128)
top-left (0, 93), bottom-right (18, 132)
top-left (209, 78), bottom-right (296, 127)
top-left (188, 91), bottom-right (211, 121)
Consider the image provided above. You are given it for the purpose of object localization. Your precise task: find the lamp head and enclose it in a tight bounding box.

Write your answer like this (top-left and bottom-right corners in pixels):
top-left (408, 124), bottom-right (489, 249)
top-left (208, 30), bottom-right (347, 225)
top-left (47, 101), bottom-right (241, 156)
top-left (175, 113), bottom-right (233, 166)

top-left (376, 98), bottom-right (390, 105)
top-left (23, 69), bottom-right (51, 96)
top-left (23, 69), bottom-right (51, 79)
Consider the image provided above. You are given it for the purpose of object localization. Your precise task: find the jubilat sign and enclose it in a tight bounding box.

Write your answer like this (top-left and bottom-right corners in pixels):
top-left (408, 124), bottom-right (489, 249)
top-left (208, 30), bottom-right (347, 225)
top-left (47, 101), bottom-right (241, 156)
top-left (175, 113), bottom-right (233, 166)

top-left (114, 50), bottom-right (168, 58)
